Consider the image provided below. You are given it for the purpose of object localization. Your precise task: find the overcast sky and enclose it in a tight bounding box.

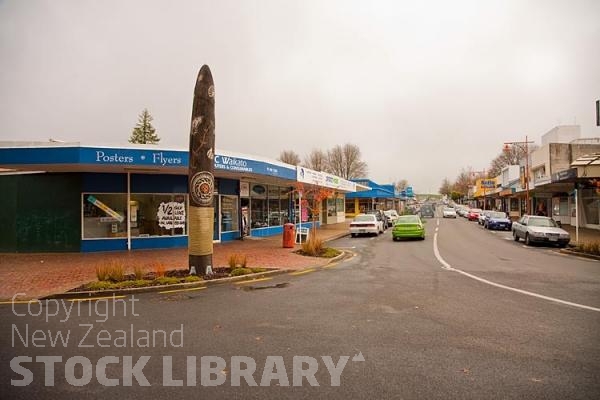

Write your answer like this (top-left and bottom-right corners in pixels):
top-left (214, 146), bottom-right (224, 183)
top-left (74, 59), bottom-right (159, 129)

top-left (1, 0), bottom-right (599, 192)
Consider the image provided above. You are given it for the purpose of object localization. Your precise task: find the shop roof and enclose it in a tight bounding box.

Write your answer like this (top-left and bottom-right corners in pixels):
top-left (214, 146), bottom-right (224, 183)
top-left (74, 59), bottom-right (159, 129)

top-left (0, 142), bottom-right (364, 192)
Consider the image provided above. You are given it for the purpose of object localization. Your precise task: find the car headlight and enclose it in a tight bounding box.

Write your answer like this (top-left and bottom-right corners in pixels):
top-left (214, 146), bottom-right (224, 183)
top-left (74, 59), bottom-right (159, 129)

top-left (559, 234), bottom-right (570, 239)
top-left (529, 231), bottom-right (545, 237)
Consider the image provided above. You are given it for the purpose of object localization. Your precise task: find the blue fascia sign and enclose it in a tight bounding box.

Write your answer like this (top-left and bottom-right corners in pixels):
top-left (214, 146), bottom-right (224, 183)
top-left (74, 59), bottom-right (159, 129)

top-left (0, 146), bottom-right (296, 180)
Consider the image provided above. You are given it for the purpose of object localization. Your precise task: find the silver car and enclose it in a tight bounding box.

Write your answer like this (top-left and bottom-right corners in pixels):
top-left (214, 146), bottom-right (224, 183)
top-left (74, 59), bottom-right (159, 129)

top-left (512, 215), bottom-right (570, 247)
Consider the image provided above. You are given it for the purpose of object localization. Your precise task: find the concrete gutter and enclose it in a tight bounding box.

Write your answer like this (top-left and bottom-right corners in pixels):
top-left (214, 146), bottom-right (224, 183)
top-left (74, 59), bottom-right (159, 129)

top-left (559, 248), bottom-right (600, 261)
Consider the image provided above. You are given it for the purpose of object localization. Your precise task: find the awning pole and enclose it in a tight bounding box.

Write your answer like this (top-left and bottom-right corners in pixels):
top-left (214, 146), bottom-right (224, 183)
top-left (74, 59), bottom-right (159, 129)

top-left (575, 188), bottom-right (579, 244)
top-left (127, 172), bottom-right (131, 251)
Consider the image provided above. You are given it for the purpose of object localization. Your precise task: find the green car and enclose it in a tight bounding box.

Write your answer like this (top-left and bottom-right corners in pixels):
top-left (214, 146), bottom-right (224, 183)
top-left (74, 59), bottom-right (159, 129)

top-left (392, 215), bottom-right (425, 241)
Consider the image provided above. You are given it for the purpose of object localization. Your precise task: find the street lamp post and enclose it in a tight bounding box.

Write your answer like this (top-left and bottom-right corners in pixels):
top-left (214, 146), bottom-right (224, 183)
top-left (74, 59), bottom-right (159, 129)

top-left (503, 136), bottom-right (535, 215)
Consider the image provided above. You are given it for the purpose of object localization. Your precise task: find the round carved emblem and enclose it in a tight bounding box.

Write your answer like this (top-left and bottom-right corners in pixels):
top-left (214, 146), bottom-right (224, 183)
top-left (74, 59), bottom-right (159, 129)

top-left (190, 171), bottom-right (214, 206)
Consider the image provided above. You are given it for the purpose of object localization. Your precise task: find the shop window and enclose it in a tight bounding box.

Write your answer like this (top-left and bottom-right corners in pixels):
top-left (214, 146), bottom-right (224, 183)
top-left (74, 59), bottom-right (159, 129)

top-left (83, 193), bottom-right (188, 239)
top-left (510, 198), bottom-right (519, 212)
top-left (345, 199), bottom-right (355, 214)
top-left (279, 187), bottom-right (290, 224)
top-left (251, 184), bottom-right (268, 228)
top-left (129, 194), bottom-right (187, 237)
top-left (336, 197), bottom-right (345, 213)
top-left (221, 195), bottom-right (239, 232)
top-left (82, 194), bottom-right (127, 238)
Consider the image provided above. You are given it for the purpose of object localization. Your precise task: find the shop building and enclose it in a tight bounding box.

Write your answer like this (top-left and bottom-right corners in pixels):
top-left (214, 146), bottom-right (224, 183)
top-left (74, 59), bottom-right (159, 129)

top-left (0, 143), bottom-right (362, 252)
top-left (344, 179), bottom-right (402, 217)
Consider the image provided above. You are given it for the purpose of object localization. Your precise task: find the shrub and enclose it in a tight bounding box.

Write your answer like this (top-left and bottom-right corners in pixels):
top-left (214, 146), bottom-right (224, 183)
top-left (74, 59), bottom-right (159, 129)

top-left (154, 277), bottom-right (179, 285)
top-left (107, 262), bottom-right (125, 282)
top-left (301, 235), bottom-right (324, 256)
top-left (133, 265), bottom-right (144, 280)
top-left (95, 264), bottom-right (111, 282)
top-left (86, 281), bottom-right (113, 291)
top-left (154, 263), bottom-right (166, 278)
top-left (183, 275), bottom-right (202, 282)
top-left (231, 267), bottom-right (252, 276)
top-left (228, 254), bottom-right (248, 269)
top-left (250, 267), bottom-right (267, 273)
top-left (321, 248), bottom-right (341, 258)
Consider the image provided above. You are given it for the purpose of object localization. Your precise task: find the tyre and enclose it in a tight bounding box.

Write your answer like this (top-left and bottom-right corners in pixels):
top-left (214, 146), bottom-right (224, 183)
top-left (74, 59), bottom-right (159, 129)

top-left (513, 231), bottom-right (519, 242)
top-left (525, 233), bottom-right (531, 246)
top-left (351, 233), bottom-right (356, 238)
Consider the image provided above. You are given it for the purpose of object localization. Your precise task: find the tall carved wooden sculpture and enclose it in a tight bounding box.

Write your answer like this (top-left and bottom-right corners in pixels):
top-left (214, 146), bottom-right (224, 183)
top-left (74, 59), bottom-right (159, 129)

top-left (188, 65), bottom-right (215, 275)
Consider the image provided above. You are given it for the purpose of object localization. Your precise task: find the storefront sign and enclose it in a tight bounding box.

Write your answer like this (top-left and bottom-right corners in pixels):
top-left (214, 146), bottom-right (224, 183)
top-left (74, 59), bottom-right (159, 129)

top-left (551, 168), bottom-right (577, 183)
top-left (297, 167), bottom-right (325, 186)
top-left (322, 172), bottom-right (357, 192)
top-left (480, 179), bottom-right (496, 189)
top-left (157, 202), bottom-right (186, 229)
top-left (86, 195), bottom-right (124, 222)
top-left (214, 155), bottom-right (296, 179)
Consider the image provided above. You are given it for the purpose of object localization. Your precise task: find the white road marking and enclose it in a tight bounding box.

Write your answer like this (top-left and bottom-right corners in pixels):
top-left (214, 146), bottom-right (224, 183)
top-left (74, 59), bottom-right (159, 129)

top-left (436, 219), bottom-right (440, 227)
top-left (433, 232), bottom-right (600, 312)
top-left (435, 227), bottom-right (439, 233)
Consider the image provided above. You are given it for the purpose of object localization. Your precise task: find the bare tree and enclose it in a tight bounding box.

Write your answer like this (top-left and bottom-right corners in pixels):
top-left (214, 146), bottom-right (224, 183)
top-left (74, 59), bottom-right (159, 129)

top-left (453, 167), bottom-right (475, 196)
top-left (278, 150), bottom-right (301, 165)
top-left (487, 146), bottom-right (526, 177)
top-left (303, 149), bottom-right (329, 171)
top-left (327, 143), bottom-right (367, 179)
top-left (439, 178), bottom-right (452, 195)
top-left (394, 179), bottom-right (409, 193)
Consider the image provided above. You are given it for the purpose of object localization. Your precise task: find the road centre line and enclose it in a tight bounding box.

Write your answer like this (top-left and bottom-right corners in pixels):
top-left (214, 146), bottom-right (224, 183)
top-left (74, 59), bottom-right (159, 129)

top-left (159, 286), bottom-right (206, 294)
top-left (433, 232), bottom-right (600, 313)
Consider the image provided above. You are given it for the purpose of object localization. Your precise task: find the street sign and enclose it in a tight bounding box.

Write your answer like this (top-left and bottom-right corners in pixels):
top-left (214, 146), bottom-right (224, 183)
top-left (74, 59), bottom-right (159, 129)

top-left (481, 179), bottom-right (495, 189)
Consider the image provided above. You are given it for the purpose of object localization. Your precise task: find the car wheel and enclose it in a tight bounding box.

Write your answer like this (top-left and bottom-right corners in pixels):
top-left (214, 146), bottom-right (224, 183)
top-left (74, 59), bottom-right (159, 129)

top-left (525, 233), bottom-right (531, 246)
top-left (351, 233), bottom-right (356, 238)
top-left (513, 231), bottom-right (519, 242)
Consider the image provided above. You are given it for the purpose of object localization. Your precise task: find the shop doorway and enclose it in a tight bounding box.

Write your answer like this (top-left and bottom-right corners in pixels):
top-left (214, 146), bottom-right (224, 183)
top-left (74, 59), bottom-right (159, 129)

top-left (241, 197), bottom-right (250, 237)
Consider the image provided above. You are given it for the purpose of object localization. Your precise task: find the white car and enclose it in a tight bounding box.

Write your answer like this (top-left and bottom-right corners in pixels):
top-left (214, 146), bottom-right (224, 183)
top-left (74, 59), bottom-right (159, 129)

top-left (350, 214), bottom-right (383, 237)
top-left (384, 210), bottom-right (400, 226)
top-left (442, 207), bottom-right (457, 218)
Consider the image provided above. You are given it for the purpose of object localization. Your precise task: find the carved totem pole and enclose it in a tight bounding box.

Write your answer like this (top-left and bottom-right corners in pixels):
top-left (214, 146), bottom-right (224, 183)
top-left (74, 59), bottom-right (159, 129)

top-left (188, 65), bottom-right (215, 275)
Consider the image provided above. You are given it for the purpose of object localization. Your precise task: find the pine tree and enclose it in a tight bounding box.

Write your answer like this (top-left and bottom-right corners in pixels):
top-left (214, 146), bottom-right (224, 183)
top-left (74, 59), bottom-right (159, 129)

top-left (129, 109), bottom-right (160, 144)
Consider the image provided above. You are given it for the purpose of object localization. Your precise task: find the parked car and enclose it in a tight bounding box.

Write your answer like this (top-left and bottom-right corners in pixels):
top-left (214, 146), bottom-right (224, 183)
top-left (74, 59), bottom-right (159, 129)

top-left (384, 210), bottom-right (400, 227)
top-left (484, 211), bottom-right (512, 230)
top-left (442, 207), bottom-right (457, 218)
top-left (511, 215), bottom-right (570, 247)
top-left (392, 215), bottom-right (425, 241)
top-left (420, 205), bottom-right (435, 218)
top-left (366, 210), bottom-right (387, 230)
top-left (350, 214), bottom-right (383, 237)
top-left (467, 208), bottom-right (483, 221)
top-left (478, 210), bottom-right (491, 225)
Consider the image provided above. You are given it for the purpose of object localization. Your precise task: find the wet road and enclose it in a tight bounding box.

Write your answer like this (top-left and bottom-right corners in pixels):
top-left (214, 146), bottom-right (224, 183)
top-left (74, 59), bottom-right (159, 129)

top-left (2, 213), bottom-right (599, 399)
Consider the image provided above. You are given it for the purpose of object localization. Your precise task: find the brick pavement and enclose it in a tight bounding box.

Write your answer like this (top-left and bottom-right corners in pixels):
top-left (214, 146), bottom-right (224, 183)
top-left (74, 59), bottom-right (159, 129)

top-left (0, 222), bottom-right (350, 300)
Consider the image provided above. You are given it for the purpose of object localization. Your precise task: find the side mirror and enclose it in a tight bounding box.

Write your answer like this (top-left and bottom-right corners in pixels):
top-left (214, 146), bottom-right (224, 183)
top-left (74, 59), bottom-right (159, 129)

top-left (555, 220), bottom-right (562, 228)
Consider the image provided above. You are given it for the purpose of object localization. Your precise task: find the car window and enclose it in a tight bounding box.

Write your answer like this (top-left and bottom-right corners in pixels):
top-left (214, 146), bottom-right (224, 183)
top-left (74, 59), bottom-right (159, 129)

top-left (528, 217), bottom-right (557, 227)
top-left (491, 212), bottom-right (506, 218)
top-left (354, 215), bottom-right (375, 222)
top-left (398, 216), bottom-right (420, 224)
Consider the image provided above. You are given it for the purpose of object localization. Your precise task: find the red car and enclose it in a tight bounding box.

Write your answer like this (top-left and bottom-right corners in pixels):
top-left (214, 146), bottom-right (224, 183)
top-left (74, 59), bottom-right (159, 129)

top-left (467, 208), bottom-right (483, 221)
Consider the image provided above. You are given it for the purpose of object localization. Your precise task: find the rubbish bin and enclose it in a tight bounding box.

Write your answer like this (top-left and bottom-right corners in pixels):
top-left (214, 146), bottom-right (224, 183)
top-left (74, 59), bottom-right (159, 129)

top-left (283, 223), bottom-right (296, 248)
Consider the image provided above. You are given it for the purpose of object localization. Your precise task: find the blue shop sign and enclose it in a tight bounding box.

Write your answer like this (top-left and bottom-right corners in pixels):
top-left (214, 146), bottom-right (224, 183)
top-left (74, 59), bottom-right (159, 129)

top-left (80, 148), bottom-right (186, 166)
top-left (214, 154), bottom-right (295, 179)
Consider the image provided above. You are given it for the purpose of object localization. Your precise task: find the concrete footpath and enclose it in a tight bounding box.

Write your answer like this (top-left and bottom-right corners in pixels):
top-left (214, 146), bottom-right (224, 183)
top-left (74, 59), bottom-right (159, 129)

top-left (560, 225), bottom-right (600, 245)
top-left (0, 222), bottom-right (350, 300)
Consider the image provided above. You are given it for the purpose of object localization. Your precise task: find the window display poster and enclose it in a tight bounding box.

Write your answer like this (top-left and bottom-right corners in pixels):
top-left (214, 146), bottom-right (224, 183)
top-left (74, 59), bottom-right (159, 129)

top-left (86, 195), bottom-right (124, 222)
top-left (157, 202), bottom-right (186, 229)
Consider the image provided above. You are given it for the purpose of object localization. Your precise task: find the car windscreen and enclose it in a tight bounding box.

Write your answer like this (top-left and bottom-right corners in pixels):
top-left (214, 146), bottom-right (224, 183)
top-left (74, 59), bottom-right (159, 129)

top-left (444, 208), bottom-right (454, 212)
top-left (398, 216), bottom-right (419, 224)
top-left (490, 212), bottom-right (507, 218)
top-left (528, 217), bottom-right (557, 227)
top-left (354, 215), bottom-right (375, 222)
